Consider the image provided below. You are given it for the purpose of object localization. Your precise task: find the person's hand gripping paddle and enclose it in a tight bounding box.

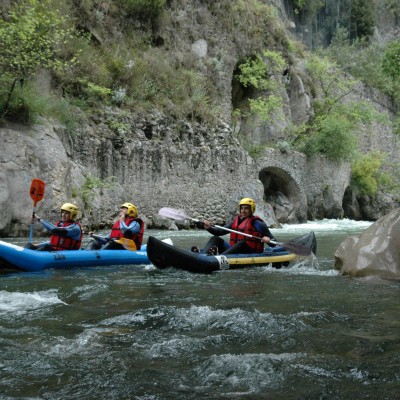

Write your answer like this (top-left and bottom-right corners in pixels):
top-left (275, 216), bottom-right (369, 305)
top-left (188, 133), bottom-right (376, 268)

top-left (29, 179), bottom-right (45, 243)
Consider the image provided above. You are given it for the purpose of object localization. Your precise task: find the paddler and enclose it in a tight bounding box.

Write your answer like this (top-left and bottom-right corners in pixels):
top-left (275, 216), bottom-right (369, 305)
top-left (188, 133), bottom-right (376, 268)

top-left (192, 198), bottom-right (276, 255)
top-left (26, 203), bottom-right (83, 251)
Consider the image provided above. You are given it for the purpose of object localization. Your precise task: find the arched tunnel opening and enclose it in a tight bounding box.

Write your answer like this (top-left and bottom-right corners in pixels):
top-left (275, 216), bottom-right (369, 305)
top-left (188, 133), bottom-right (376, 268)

top-left (342, 186), bottom-right (362, 220)
top-left (259, 167), bottom-right (304, 223)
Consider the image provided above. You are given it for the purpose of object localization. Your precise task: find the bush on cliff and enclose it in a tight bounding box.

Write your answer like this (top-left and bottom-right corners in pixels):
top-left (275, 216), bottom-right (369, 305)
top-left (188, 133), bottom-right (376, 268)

top-left (0, 0), bottom-right (81, 123)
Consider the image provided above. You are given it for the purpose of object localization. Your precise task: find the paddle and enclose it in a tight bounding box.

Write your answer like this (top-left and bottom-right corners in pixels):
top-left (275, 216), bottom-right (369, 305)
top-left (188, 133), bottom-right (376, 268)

top-left (29, 178), bottom-right (45, 243)
top-left (158, 207), bottom-right (312, 256)
top-left (86, 233), bottom-right (137, 251)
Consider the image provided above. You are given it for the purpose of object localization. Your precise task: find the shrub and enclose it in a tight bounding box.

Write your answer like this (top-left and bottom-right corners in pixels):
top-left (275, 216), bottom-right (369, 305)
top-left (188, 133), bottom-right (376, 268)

top-left (0, 78), bottom-right (80, 129)
top-left (235, 50), bottom-right (286, 123)
top-left (320, 28), bottom-right (400, 104)
top-left (351, 152), bottom-right (393, 195)
top-left (382, 40), bottom-right (400, 80)
top-left (0, 0), bottom-right (80, 121)
top-left (302, 113), bottom-right (357, 160)
top-left (294, 53), bottom-right (391, 160)
top-left (116, 0), bottom-right (166, 20)
top-left (78, 175), bottom-right (118, 211)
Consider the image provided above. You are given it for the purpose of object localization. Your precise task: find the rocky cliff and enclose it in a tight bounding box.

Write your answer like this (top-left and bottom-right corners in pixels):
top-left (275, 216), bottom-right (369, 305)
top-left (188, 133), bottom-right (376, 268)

top-left (0, 115), bottom-right (273, 236)
top-left (0, 0), bottom-right (399, 237)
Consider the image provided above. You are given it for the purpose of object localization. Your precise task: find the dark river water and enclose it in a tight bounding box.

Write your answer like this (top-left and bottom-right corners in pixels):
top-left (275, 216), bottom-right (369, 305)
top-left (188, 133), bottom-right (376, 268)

top-left (1, 220), bottom-right (399, 400)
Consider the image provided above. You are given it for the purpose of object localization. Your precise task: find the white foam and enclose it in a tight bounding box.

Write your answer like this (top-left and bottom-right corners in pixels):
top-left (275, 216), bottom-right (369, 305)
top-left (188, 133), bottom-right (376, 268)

top-left (162, 238), bottom-right (174, 245)
top-left (0, 289), bottom-right (66, 313)
top-left (277, 218), bottom-right (373, 234)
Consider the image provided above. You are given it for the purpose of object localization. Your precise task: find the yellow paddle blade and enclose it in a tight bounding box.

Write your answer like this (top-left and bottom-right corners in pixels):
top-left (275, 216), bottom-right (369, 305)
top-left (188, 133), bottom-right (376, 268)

top-left (114, 238), bottom-right (137, 251)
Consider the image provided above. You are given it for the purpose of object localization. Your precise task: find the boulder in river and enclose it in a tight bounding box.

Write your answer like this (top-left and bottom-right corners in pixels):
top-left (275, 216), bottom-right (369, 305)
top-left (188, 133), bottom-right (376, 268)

top-left (334, 208), bottom-right (400, 279)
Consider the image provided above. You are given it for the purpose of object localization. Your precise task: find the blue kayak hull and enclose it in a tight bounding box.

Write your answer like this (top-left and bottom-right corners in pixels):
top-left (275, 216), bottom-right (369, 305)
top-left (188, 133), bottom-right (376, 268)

top-left (0, 240), bottom-right (150, 272)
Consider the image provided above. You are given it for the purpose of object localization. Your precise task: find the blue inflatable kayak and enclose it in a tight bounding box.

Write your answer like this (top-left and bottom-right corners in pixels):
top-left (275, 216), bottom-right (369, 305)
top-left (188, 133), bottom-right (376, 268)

top-left (0, 239), bottom-right (150, 272)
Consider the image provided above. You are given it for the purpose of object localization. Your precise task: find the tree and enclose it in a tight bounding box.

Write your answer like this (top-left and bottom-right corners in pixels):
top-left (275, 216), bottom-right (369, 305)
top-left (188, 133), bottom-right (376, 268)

top-left (0, 0), bottom-right (79, 120)
top-left (382, 40), bottom-right (400, 80)
top-left (348, 0), bottom-right (375, 41)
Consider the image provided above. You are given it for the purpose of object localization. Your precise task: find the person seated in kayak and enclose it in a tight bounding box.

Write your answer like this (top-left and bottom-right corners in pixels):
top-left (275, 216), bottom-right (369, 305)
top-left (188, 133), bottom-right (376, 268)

top-left (86, 202), bottom-right (144, 250)
top-left (194, 198), bottom-right (276, 255)
top-left (27, 203), bottom-right (83, 251)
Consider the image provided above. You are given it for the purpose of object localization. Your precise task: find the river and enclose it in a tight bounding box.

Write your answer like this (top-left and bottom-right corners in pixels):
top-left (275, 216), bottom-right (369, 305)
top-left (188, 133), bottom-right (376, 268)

top-left (0, 219), bottom-right (399, 399)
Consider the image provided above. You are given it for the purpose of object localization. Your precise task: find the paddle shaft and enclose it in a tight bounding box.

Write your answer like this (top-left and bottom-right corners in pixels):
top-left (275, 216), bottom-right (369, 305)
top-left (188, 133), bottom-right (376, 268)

top-left (86, 233), bottom-right (137, 251)
top-left (204, 220), bottom-right (311, 255)
top-left (159, 208), bottom-right (270, 242)
top-left (188, 216), bottom-right (281, 244)
top-left (158, 208), bottom-right (312, 256)
top-left (88, 233), bottom-right (108, 242)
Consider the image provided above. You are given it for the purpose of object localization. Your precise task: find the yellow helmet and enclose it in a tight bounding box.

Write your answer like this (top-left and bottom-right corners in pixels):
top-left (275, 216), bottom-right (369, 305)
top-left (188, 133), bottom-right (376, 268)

top-left (120, 202), bottom-right (138, 218)
top-left (61, 203), bottom-right (78, 220)
top-left (239, 198), bottom-right (256, 213)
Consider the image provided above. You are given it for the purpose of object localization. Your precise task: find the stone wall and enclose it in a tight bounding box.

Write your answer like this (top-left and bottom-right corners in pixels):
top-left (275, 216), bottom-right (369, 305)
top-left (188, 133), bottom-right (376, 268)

top-left (0, 116), bottom-right (277, 236)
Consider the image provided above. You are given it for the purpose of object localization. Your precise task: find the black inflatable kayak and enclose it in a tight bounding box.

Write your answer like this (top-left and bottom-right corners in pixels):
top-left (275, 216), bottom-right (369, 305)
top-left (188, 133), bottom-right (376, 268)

top-left (147, 232), bottom-right (317, 273)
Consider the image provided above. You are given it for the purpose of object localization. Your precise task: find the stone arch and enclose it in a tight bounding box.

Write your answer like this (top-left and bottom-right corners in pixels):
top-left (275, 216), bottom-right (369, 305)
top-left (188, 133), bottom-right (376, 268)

top-left (259, 166), bottom-right (306, 223)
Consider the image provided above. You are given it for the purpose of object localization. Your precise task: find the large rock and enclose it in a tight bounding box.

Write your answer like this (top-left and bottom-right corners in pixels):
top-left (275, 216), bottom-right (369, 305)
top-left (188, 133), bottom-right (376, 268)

top-left (0, 120), bottom-right (86, 236)
top-left (334, 208), bottom-right (400, 279)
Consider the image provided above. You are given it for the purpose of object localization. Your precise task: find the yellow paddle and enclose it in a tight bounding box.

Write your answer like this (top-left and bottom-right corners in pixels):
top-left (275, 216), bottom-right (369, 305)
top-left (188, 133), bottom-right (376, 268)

top-left (114, 237), bottom-right (137, 251)
top-left (88, 233), bottom-right (137, 251)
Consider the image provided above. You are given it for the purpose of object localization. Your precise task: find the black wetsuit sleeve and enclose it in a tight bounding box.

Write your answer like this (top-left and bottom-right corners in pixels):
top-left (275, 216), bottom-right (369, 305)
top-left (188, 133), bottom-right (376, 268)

top-left (254, 220), bottom-right (277, 246)
top-left (50, 228), bottom-right (68, 236)
top-left (207, 219), bottom-right (234, 236)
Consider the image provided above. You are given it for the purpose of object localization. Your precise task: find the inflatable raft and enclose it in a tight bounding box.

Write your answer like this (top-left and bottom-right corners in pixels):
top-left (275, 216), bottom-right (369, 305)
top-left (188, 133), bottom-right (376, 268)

top-left (147, 231), bottom-right (317, 273)
top-left (0, 239), bottom-right (150, 272)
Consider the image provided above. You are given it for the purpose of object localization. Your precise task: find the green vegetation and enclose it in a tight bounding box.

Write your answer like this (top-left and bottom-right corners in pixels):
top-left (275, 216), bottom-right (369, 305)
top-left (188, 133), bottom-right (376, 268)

top-left (300, 114), bottom-right (357, 160)
top-left (293, 0), bottom-right (323, 16)
top-left (115, 0), bottom-right (166, 20)
top-left (75, 175), bottom-right (117, 212)
top-left (107, 119), bottom-right (130, 135)
top-left (351, 152), bottom-right (393, 196)
top-left (0, 0), bottom-right (81, 123)
top-left (321, 28), bottom-right (400, 106)
top-left (234, 50), bottom-right (286, 124)
top-left (291, 54), bottom-right (390, 160)
top-left (291, 0), bottom-right (375, 46)
top-left (243, 143), bottom-right (268, 160)
top-left (211, 0), bottom-right (282, 47)
top-left (0, 0), bottom-right (217, 125)
top-left (347, 0), bottom-right (375, 41)
top-left (382, 40), bottom-right (400, 80)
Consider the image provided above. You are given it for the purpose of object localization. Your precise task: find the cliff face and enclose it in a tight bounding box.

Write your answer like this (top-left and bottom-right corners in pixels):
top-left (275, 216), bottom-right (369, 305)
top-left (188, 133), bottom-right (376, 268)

top-left (0, 0), bottom-right (399, 236)
top-left (0, 115), bottom-right (274, 236)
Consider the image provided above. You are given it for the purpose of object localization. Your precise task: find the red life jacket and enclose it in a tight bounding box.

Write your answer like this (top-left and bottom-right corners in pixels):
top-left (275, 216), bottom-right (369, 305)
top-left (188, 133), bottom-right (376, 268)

top-left (230, 215), bottom-right (264, 252)
top-left (49, 221), bottom-right (83, 250)
top-left (109, 217), bottom-right (145, 250)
